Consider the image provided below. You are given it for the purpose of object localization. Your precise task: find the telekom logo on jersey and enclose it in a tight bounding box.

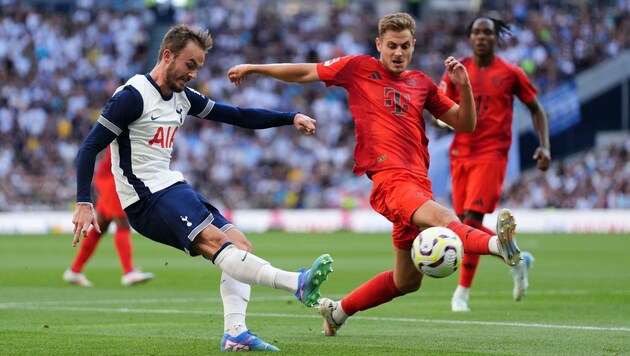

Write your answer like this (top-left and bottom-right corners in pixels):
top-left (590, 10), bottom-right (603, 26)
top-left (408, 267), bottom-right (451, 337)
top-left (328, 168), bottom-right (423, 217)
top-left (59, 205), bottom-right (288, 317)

top-left (148, 126), bottom-right (178, 148)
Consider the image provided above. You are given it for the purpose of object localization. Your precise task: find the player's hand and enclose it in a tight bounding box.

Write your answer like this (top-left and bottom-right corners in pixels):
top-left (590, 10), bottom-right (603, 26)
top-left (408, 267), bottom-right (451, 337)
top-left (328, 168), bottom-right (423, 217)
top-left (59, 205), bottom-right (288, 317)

top-left (533, 146), bottom-right (551, 171)
top-left (72, 203), bottom-right (101, 247)
top-left (444, 56), bottom-right (470, 88)
top-left (227, 64), bottom-right (251, 86)
top-left (293, 113), bottom-right (317, 135)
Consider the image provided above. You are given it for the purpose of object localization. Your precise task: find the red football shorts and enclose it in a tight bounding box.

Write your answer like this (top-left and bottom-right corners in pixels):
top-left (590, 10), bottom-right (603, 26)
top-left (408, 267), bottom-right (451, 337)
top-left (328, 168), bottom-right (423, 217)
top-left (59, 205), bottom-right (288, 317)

top-left (450, 158), bottom-right (507, 216)
top-left (370, 170), bottom-right (434, 250)
top-left (94, 174), bottom-right (126, 220)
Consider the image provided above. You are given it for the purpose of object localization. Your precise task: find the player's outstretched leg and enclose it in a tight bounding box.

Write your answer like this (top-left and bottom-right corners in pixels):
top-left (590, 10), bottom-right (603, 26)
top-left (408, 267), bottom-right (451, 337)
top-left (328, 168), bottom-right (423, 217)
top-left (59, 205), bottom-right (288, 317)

top-left (295, 254), bottom-right (334, 307)
top-left (496, 208), bottom-right (521, 266)
top-left (317, 298), bottom-right (346, 336)
top-left (220, 330), bottom-right (280, 352)
top-left (511, 251), bottom-right (534, 301)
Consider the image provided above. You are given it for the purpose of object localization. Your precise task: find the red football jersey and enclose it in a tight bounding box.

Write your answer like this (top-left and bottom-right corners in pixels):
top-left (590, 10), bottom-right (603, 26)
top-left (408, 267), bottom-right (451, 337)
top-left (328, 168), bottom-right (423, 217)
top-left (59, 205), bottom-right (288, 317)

top-left (317, 55), bottom-right (454, 177)
top-left (440, 56), bottom-right (537, 159)
top-left (94, 147), bottom-right (113, 180)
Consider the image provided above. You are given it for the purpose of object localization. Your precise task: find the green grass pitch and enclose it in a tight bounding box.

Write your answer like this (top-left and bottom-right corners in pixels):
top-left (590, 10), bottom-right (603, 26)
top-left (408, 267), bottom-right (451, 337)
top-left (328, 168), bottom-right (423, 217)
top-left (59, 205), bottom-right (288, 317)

top-left (1, 232), bottom-right (629, 355)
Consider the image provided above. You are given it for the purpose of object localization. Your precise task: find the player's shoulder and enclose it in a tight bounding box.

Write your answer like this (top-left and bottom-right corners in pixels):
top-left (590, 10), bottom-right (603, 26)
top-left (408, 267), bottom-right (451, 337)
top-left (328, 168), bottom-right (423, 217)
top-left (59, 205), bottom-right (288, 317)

top-left (113, 74), bottom-right (149, 97)
top-left (331, 54), bottom-right (373, 68)
top-left (120, 74), bottom-right (149, 90)
top-left (459, 56), bottom-right (474, 66)
top-left (494, 56), bottom-right (524, 73)
top-left (183, 85), bottom-right (207, 99)
top-left (405, 68), bottom-right (437, 86)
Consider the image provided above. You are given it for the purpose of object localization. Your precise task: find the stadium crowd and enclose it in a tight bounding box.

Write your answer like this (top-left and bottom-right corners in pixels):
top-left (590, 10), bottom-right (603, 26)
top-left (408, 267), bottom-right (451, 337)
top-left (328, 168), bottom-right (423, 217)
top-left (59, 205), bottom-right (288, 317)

top-left (1, 0), bottom-right (629, 211)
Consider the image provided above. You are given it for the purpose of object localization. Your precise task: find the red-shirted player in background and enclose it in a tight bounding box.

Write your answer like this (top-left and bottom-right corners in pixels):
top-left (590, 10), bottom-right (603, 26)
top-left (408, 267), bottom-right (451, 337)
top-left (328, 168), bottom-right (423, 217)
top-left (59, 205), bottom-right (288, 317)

top-left (228, 12), bottom-right (525, 336)
top-left (64, 148), bottom-right (154, 286)
top-left (439, 17), bottom-right (551, 312)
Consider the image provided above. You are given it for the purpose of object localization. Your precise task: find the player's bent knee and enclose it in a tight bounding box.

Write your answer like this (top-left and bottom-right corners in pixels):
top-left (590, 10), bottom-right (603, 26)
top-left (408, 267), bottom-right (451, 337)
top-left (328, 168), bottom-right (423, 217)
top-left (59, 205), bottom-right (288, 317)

top-left (397, 279), bottom-right (422, 294)
top-left (437, 210), bottom-right (459, 227)
top-left (395, 273), bottom-right (423, 294)
top-left (190, 226), bottom-right (231, 257)
top-left (225, 228), bottom-right (253, 252)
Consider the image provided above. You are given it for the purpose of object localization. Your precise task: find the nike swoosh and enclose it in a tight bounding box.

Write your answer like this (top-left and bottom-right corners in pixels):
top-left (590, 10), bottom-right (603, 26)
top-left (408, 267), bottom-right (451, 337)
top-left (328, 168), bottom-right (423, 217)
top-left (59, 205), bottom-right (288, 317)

top-left (151, 115), bottom-right (160, 120)
top-left (241, 253), bottom-right (248, 262)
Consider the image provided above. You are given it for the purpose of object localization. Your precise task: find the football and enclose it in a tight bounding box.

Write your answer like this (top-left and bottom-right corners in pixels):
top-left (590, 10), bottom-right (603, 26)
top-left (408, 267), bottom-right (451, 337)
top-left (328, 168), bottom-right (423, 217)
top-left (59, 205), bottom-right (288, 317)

top-left (411, 226), bottom-right (463, 278)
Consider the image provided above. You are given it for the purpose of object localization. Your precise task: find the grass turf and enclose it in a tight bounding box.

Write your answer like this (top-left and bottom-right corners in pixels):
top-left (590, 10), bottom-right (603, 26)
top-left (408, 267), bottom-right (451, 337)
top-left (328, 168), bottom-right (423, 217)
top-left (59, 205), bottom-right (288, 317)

top-left (1, 232), bottom-right (629, 355)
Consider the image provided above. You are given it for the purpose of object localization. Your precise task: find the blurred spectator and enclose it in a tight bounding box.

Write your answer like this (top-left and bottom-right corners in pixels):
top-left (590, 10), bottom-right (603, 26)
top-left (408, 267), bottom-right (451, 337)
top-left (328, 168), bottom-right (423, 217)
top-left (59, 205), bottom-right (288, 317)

top-left (1, 1), bottom-right (629, 211)
top-left (502, 138), bottom-right (630, 209)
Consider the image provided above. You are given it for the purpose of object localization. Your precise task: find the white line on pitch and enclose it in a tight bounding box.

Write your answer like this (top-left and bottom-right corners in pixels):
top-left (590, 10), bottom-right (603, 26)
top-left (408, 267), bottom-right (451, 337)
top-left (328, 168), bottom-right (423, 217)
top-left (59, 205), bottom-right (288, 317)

top-left (1, 288), bottom-right (626, 308)
top-left (3, 304), bottom-right (629, 333)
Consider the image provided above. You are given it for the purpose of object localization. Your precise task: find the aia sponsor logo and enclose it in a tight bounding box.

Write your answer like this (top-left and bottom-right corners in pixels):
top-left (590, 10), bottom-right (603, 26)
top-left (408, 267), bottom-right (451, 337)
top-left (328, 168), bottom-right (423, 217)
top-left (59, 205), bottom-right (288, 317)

top-left (148, 126), bottom-right (178, 148)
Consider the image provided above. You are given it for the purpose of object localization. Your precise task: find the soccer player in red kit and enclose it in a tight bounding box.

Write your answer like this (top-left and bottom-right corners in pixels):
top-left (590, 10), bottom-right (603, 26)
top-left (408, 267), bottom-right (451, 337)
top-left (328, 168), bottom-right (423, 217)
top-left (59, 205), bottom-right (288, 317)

top-left (228, 12), bottom-right (523, 335)
top-left (64, 148), bottom-right (154, 286)
top-left (439, 17), bottom-right (550, 311)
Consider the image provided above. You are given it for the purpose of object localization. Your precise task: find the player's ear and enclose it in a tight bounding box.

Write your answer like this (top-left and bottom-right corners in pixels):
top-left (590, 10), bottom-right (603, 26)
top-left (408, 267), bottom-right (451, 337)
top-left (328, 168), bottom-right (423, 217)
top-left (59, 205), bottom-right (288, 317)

top-left (163, 48), bottom-right (173, 63)
top-left (375, 37), bottom-right (382, 53)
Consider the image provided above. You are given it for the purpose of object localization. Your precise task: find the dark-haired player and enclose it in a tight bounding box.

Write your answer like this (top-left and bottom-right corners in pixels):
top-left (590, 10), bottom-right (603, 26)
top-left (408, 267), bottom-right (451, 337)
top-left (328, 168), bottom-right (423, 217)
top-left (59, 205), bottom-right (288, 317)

top-left (71, 23), bottom-right (334, 351)
top-left (439, 17), bottom-right (551, 312)
top-left (228, 12), bottom-right (523, 336)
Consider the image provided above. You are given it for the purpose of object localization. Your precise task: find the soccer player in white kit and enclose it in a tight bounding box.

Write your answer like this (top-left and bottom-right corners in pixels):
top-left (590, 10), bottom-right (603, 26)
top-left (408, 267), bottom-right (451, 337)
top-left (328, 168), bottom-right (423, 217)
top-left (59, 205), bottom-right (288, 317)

top-left (71, 24), bottom-right (333, 352)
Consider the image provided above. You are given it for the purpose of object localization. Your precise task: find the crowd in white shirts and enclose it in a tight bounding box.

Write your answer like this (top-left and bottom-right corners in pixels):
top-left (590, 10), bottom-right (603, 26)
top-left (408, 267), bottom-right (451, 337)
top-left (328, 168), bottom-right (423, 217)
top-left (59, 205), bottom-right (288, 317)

top-left (0, 1), bottom-right (628, 211)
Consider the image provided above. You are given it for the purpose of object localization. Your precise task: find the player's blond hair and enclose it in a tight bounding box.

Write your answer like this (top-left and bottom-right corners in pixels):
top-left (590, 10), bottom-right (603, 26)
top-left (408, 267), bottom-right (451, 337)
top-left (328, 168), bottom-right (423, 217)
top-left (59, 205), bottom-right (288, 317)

top-left (157, 24), bottom-right (214, 61)
top-left (378, 12), bottom-right (416, 38)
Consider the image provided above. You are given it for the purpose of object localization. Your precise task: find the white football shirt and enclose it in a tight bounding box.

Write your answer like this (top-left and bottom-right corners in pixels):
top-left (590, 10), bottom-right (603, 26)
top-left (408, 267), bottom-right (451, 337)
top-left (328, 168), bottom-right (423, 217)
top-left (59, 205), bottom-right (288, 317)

top-left (98, 74), bottom-right (214, 208)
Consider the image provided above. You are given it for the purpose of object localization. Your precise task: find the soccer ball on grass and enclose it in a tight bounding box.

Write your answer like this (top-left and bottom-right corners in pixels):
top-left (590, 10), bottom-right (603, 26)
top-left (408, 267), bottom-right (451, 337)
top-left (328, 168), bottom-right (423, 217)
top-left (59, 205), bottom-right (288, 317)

top-left (411, 226), bottom-right (463, 278)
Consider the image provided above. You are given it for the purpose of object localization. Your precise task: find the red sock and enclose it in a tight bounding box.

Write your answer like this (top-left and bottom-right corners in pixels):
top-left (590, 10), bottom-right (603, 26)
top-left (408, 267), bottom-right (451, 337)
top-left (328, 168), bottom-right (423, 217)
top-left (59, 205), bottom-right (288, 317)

top-left (457, 218), bottom-right (495, 288)
top-left (70, 228), bottom-right (101, 272)
top-left (446, 221), bottom-right (492, 255)
top-left (114, 227), bottom-right (134, 274)
top-left (464, 218), bottom-right (496, 236)
top-left (340, 271), bottom-right (403, 317)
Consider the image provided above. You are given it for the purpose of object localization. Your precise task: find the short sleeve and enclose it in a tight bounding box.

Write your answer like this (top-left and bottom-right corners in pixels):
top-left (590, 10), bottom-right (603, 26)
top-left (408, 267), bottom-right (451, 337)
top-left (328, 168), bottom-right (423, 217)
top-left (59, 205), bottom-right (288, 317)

top-left (100, 86), bottom-right (143, 133)
top-left (425, 81), bottom-right (455, 119)
top-left (512, 66), bottom-right (538, 105)
top-left (316, 55), bottom-right (360, 88)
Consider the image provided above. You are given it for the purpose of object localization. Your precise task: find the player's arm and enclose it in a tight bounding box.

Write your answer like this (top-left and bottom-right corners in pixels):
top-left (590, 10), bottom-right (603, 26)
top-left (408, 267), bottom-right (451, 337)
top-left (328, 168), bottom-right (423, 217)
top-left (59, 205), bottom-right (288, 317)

top-left (73, 123), bottom-right (117, 246)
top-left (227, 63), bottom-right (321, 84)
top-left (73, 87), bottom-right (142, 246)
top-left (206, 103), bottom-right (316, 135)
top-left (436, 57), bottom-right (476, 133)
top-left (527, 97), bottom-right (551, 170)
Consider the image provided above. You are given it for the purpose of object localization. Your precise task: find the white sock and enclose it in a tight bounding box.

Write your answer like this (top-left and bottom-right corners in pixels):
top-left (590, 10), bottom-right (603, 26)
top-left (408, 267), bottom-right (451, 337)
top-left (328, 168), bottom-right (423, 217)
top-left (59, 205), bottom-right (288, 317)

top-left (453, 285), bottom-right (470, 300)
top-left (488, 236), bottom-right (500, 255)
top-left (220, 272), bottom-right (250, 337)
top-left (333, 301), bottom-right (349, 324)
top-left (214, 245), bottom-right (300, 293)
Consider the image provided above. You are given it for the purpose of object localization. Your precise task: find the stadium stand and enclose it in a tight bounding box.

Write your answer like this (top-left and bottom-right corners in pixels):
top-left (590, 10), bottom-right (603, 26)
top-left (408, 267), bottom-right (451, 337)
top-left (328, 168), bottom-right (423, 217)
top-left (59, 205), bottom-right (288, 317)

top-left (0, 0), bottom-right (628, 211)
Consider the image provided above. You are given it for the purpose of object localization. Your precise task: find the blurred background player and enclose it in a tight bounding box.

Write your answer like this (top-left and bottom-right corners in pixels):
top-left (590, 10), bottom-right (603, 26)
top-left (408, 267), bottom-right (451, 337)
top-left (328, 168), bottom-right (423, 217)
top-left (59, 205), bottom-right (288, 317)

top-left (63, 148), bottom-right (154, 287)
top-left (439, 16), bottom-right (551, 312)
top-left (228, 12), bottom-right (522, 336)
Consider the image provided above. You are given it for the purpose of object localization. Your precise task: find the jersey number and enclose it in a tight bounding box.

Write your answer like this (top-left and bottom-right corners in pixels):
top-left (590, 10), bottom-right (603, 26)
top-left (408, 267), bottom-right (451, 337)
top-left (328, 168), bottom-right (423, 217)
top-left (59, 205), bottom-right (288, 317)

top-left (476, 95), bottom-right (490, 117)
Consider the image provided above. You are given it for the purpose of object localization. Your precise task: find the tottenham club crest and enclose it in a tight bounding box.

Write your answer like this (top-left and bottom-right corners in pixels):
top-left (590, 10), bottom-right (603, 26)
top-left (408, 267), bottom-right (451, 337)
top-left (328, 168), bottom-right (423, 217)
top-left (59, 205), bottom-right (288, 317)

top-left (180, 216), bottom-right (192, 227)
top-left (176, 105), bottom-right (184, 124)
